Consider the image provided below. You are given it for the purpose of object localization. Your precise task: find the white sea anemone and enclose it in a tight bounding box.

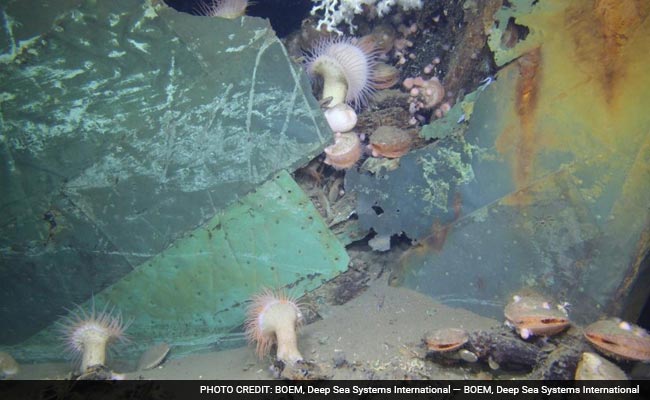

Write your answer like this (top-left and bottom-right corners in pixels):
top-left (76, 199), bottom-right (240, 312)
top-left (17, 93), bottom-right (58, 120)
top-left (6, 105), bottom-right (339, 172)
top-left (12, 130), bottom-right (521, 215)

top-left (59, 302), bottom-right (130, 373)
top-left (304, 36), bottom-right (379, 109)
top-left (197, 0), bottom-right (249, 19)
top-left (244, 289), bottom-right (304, 364)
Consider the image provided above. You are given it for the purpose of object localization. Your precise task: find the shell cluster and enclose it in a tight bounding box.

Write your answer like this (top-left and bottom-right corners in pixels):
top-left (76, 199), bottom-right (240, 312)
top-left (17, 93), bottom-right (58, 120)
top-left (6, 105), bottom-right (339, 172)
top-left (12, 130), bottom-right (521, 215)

top-left (500, 291), bottom-right (650, 378)
top-left (420, 290), bottom-right (649, 378)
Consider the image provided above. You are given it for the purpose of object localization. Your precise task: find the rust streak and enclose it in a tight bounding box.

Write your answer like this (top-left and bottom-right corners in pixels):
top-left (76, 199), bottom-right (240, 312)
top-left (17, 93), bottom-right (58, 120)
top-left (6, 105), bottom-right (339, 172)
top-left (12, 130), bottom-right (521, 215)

top-left (452, 192), bottom-right (462, 220)
top-left (566, 0), bottom-right (649, 106)
top-left (429, 220), bottom-right (451, 253)
top-left (512, 48), bottom-right (541, 204)
top-left (593, 0), bottom-right (644, 105)
top-left (395, 193), bottom-right (464, 280)
top-left (423, 192), bottom-right (463, 253)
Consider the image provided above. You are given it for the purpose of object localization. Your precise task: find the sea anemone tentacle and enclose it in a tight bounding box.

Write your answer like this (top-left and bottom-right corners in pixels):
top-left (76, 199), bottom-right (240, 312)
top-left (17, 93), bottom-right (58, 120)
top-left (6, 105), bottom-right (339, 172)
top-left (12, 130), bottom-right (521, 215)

top-left (304, 36), bottom-right (381, 110)
top-left (196, 0), bottom-right (249, 19)
top-left (244, 288), bottom-right (304, 364)
top-left (58, 301), bottom-right (130, 373)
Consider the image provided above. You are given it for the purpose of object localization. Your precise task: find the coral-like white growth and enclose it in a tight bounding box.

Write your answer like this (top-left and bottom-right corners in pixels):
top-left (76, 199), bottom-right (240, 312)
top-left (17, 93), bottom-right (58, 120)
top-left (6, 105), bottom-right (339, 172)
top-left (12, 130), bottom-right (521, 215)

top-left (311, 0), bottom-right (423, 34)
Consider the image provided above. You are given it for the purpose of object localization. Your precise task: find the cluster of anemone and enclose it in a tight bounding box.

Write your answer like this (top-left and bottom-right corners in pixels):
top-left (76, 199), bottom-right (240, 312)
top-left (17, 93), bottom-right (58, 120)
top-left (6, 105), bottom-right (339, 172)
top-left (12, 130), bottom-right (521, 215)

top-left (58, 303), bottom-right (130, 373)
top-left (403, 75), bottom-right (449, 124)
top-left (304, 36), bottom-right (391, 169)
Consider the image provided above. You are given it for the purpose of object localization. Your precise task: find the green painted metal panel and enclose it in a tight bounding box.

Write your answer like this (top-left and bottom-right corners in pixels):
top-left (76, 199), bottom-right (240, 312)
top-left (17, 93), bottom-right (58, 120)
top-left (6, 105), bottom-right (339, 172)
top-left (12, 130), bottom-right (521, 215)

top-left (9, 170), bottom-right (349, 361)
top-left (0, 0), bottom-right (331, 345)
top-left (353, 0), bottom-right (650, 324)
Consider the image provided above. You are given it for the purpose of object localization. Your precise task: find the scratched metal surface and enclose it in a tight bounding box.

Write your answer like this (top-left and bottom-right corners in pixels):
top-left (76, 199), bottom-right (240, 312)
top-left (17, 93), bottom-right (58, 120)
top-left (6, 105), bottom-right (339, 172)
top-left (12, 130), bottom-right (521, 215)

top-left (0, 0), bottom-right (330, 345)
top-left (9, 171), bottom-right (349, 361)
top-left (388, 0), bottom-right (650, 323)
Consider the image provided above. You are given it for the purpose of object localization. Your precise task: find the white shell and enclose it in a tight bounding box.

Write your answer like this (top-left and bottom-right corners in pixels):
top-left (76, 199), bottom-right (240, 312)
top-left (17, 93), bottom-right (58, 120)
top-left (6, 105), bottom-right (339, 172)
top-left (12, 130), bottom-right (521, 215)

top-left (488, 356), bottom-right (500, 370)
top-left (324, 104), bottom-right (357, 132)
top-left (458, 349), bottom-right (478, 363)
top-left (137, 342), bottom-right (171, 370)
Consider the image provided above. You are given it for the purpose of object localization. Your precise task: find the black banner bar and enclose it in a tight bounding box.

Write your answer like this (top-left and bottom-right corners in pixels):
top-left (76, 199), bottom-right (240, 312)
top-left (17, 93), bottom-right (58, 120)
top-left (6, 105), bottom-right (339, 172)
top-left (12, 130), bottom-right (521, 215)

top-left (1, 380), bottom-right (648, 400)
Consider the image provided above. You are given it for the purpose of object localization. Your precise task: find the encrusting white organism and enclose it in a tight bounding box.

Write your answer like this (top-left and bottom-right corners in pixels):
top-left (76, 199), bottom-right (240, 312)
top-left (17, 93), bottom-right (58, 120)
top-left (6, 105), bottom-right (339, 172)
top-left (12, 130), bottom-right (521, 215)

top-left (310, 0), bottom-right (423, 35)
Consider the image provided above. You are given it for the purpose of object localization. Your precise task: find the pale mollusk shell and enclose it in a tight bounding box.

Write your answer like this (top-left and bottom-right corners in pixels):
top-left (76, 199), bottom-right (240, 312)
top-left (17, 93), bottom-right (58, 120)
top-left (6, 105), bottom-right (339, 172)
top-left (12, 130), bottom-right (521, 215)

top-left (324, 103), bottom-right (357, 132)
top-left (324, 132), bottom-right (362, 170)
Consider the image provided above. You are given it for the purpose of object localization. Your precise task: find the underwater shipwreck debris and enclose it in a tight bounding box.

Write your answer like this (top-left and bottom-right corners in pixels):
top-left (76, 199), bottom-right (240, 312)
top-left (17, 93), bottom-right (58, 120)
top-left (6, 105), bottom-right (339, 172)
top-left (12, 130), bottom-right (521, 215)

top-left (59, 303), bottom-right (130, 375)
top-left (245, 289), bottom-right (305, 365)
top-left (2, 0), bottom-right (338, 362)
top-left (384, 0), bottom-right (650, 329)
top-left (347, 135), bottom-right (473, 242)
top-left (2, 0), bottom-right (647, 382)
